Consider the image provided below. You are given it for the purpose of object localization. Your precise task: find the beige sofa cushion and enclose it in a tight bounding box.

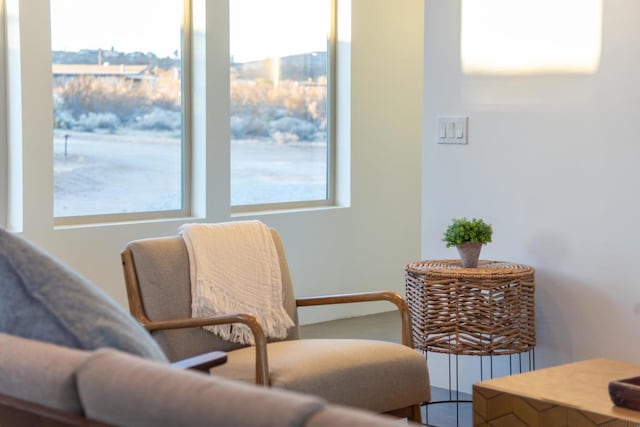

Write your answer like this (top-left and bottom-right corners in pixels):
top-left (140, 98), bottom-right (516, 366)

top-left (212, 338), bottom-right (430, 413)
top-left (77, 349), bottom-right (326, 427)
top-left (0, 334), bottom-right (88, 413)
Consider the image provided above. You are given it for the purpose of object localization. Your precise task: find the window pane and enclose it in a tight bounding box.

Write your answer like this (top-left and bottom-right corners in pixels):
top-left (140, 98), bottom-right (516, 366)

top-left (51, 0), bottom-right (184, 218)
top-left (230, 0), bottom-right (331, 206)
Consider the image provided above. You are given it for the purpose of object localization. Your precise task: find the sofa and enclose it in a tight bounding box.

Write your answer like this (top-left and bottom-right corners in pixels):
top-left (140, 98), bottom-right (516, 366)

top-left (0, 333), bottom-right (421, 426)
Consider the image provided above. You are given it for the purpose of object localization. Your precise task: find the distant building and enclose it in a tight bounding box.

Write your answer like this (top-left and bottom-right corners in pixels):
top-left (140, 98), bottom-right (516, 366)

top-left (51, 48), bottom-right (180, 83)
top-left (52, 64), bottom-right (150, 80)
top-left (231, 51), bottom-right (327, 82)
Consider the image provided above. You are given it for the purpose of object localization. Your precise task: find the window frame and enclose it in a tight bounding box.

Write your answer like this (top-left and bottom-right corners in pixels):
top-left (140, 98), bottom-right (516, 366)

top-left (4, 0), bottom-right (342, 229)
top-left (52, 0), bottom-right (193, 226)
top-left (230, 0), bottom-right (337, 214)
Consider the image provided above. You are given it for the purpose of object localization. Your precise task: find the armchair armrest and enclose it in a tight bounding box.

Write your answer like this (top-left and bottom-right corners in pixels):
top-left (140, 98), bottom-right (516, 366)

top-left (142, 314), bottom-right (269, 385)
top-left (296, 291), bottom-right (415, 348)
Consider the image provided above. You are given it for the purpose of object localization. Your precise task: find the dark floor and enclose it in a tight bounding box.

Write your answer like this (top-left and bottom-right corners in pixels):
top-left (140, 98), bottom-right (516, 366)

top-left (300, 311), bottom-right (473, 427)
top-left (424, 387), bottom-right (472, 427)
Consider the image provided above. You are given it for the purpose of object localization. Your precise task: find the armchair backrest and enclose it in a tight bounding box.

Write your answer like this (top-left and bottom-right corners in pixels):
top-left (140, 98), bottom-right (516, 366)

top-left (122, 228), bottom-right (300, 361)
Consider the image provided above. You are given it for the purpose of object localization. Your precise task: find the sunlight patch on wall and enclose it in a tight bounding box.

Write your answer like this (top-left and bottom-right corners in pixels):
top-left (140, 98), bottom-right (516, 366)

top-left (461, 0), bottom-right (602, 75)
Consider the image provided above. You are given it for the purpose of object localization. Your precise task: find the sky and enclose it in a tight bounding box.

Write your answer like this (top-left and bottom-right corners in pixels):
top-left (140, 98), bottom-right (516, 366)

top-left (230, 0), bottom-right (329, 62)
top-left (50, 0), bottom-right (182, 58)
top-left (50, 0), bottom-right (330, 62)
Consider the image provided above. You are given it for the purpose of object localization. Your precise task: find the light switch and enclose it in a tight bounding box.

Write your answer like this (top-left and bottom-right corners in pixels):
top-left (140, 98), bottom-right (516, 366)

top-left (437, 116), bottom-right (468, 145)
top-left (439, 121), bottom-right (447, 138)
top-left (447, 121), bottom-right (455, 137)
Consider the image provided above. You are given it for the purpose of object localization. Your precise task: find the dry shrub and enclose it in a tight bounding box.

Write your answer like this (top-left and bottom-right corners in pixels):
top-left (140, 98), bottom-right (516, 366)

top-left (54, 68), bottom-right (326, 140)
top-left (54, 67), bottom-right (180, 126)
top-left (230, 76), bottom-right (327, 140)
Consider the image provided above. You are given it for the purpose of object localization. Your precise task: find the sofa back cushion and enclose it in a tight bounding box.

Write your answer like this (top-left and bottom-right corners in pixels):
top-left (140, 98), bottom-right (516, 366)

top-left (0, 228), bottom-right (167, 361)
top-left (77, 349), bottom-right (325, 427)
top-left (0, 334), bottom-right (87, 413)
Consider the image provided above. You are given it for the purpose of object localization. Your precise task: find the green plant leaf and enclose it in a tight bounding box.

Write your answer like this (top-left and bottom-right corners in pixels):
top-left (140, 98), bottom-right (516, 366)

top-left (442, 217), bottom-right (493, 248)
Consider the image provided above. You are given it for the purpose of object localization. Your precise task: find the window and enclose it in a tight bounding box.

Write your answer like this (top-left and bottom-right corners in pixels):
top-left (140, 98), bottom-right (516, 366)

top-left (230, 0), bottom-right (334, 208)
top-left (50, 0), bottom-right (188, 219)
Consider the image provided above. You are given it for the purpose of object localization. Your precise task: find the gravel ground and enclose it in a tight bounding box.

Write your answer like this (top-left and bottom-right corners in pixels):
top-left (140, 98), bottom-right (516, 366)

top-left (53, 130), bottom-right (327, 217)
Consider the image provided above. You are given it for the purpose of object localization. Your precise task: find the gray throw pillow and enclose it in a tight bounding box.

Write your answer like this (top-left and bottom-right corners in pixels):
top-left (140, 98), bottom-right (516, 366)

top-left (0, 228), bottom-right (167, 362)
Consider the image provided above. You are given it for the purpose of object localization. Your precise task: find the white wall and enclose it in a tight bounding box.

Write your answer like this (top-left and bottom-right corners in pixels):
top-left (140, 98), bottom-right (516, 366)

top-left (7, 0), bottom-right (424, 325)
top-left (424, 0), bottom-right (640, 391)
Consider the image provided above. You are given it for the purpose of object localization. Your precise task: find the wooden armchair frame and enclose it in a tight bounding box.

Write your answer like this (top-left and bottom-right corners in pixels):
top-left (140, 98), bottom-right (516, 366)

top-left (123, 247), bottom-right (415, 383)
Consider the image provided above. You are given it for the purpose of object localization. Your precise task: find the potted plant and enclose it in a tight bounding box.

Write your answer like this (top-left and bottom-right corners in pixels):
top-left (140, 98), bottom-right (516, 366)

top-left (442, 217), bottom-right (493, 268)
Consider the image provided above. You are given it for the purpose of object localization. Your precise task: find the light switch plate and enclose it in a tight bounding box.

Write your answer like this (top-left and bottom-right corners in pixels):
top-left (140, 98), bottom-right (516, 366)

top-left (437, 116), bottom-right (468, 144)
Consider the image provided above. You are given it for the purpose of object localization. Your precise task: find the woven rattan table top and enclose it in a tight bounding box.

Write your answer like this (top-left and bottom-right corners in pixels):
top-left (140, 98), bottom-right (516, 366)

top-left (405, 259), bottom-right (536, 355)
top-left (405, 259), bottom-right (534, 280)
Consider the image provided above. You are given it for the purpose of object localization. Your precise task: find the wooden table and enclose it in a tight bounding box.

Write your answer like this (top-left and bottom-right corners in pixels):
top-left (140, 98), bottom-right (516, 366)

top-left (473, 358), bottom-right (640, 426)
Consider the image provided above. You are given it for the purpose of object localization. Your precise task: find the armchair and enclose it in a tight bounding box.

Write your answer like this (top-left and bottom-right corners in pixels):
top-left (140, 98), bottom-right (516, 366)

top-left (121, 227), bottom-right (430, 422)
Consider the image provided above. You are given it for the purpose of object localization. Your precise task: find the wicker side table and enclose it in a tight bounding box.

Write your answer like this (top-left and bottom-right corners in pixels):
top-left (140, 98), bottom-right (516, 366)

top-left (405, 260), bottom-right (535, 357)
top-left (405, 260), bottom-right (535, 424)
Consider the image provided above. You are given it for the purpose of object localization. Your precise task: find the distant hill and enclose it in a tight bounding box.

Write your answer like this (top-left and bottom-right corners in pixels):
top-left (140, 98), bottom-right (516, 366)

top-left (53, 49), bottom-right (326, 82)
top-left (52, 49), bottom-right (179, 70)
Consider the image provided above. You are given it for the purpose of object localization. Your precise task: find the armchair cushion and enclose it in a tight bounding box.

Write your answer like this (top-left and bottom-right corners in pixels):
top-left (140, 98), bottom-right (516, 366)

top-left (0, 228), bottom-right (167, 361)
top-left (211, 338), bottom-right (430, 413)
top-left (77, 349), bottom-right (326, 427)
top-left (127, 232), bottom-right (300, 362)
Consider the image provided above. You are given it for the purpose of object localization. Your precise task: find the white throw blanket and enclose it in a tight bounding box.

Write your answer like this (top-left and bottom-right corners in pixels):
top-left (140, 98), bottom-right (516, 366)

top-left (179, 221), bottom-right (294, 345)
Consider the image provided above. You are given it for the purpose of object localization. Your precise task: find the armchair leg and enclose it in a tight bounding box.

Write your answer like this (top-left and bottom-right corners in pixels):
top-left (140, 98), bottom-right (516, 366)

top-left (385, 404), bottom-right (422, 423)
top-left (409, 404), bottom-right (422, 424)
